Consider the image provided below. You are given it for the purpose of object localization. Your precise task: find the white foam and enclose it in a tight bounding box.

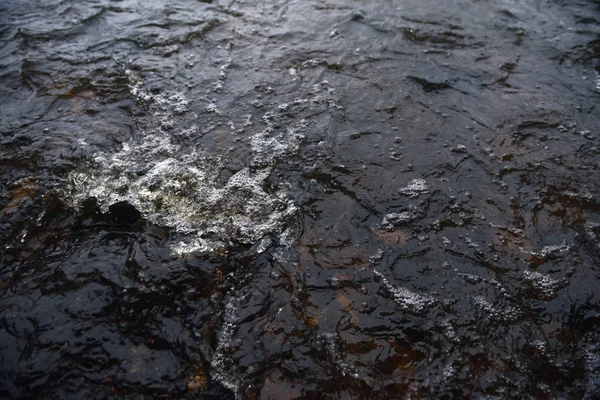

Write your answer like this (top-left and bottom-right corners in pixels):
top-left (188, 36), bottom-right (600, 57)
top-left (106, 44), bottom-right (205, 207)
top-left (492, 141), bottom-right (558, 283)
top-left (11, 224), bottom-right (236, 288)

top-left (522, 241), bottom-right (571, 258)
top-left (250, 120), bottom-right (306, 166)
top-left (318, 333), bottom-right (359, 379)
top-left (522, 270), bottom-right (561, 297)
top-left (374, 270), bottom-right (435, 313)
top-left (380, 211), bottom-right (416, 230)
top-left (67, 72), bottom-right (300, 254)
top-left (471, 295), bottom-right (519, 321)
top-left (398, 178), bottom-right (430, 198)
top-left (70, 145), bottom-right (296, 253)
top-left (214, 58), bottom-right (232, 92)
top-left (210, 298), bottom-right (242, 396)
top-left (584, 347), bottom-right (600, 398)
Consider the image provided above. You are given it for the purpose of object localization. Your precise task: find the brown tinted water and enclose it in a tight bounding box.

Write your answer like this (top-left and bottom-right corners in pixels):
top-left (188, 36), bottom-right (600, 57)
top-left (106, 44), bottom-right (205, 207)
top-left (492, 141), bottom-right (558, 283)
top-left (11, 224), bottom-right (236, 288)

top-left (1, 0), bottom-right (600, 398)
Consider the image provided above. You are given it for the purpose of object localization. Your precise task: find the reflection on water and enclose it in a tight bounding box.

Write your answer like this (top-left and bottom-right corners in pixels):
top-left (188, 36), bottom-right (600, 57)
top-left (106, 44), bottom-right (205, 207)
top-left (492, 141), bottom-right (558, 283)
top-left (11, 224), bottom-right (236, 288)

top-left (1, 0), bottom-right (599, 398)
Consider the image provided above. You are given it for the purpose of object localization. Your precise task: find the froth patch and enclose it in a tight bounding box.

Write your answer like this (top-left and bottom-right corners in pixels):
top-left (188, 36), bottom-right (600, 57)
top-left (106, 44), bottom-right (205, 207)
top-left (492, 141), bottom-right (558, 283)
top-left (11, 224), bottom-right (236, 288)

top-left (69, 137), bottom-right (296, 253)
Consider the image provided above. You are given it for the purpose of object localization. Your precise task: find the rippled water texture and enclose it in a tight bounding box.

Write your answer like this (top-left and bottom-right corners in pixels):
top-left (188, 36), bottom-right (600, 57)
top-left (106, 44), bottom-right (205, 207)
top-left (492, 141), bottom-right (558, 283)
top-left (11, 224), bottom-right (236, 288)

top-left (1, 0), bottom-right (600, 398)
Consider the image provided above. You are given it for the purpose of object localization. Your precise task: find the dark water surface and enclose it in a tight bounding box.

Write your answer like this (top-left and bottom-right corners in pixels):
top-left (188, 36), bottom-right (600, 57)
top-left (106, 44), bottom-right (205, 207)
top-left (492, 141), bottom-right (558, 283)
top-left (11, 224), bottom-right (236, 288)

top-left (1, 0), bottom-right (600, 398)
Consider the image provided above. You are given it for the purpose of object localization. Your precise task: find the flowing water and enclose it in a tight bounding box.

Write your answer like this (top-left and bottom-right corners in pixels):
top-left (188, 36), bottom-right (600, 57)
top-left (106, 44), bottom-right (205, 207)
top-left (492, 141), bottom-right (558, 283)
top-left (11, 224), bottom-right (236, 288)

top-left (1, 0), bottom-right (600, 398)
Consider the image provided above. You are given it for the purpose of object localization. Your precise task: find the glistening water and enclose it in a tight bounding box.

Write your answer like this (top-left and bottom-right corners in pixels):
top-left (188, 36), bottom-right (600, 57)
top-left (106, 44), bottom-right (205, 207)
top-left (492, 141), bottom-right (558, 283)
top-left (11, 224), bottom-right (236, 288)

top-left (1, 0), bottom-right (599, 398)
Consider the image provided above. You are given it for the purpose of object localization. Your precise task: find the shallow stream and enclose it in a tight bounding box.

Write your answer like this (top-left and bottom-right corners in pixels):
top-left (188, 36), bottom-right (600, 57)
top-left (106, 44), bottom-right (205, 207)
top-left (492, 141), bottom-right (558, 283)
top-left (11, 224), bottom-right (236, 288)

top-left (1, 0), bottom-right (600, 398)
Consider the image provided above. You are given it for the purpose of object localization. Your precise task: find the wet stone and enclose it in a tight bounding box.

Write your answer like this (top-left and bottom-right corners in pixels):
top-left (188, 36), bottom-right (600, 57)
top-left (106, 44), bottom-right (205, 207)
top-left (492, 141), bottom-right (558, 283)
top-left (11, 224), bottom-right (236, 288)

top-left (451, 144), bottom-right (468, 153)
top-left (351, 10), bottom-right (365, 22)
top-left (107, 201), bottom-right (143, 225)
top-left (407, 67), bottom-right (453, 92)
